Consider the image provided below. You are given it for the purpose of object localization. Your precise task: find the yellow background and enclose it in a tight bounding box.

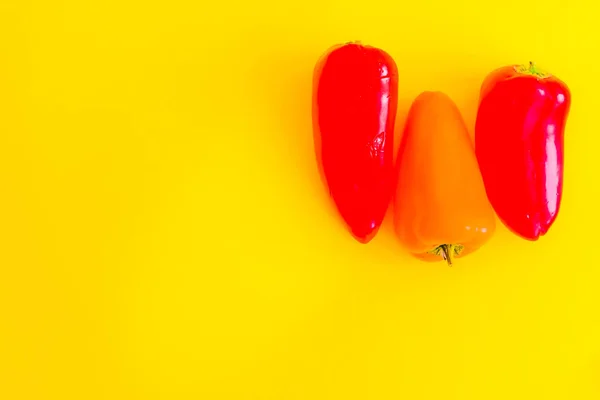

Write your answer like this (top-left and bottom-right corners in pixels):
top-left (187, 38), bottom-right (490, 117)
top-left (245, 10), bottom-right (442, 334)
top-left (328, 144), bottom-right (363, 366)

top-left (0, 1), bottom-right (598, 398)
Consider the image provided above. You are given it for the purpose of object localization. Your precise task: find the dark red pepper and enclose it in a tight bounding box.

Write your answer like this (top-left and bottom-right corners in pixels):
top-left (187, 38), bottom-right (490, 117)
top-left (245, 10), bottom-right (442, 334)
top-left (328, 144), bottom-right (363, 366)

top-left (313, 42), bottom-right (399, 243)
top-left (475, 62), bottom-right (571, 240)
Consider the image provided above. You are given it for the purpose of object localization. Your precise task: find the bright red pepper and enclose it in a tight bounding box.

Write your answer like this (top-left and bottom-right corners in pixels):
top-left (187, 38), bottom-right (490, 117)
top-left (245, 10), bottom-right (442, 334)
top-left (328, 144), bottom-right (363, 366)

top-left (312, 42), bottom-right (398, 243)
top-left (475, 62), bottom-right (571, 240)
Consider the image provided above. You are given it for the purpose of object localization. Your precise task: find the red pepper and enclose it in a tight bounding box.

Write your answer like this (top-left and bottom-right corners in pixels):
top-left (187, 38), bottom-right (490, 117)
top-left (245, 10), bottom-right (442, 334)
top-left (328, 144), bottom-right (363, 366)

top-left (313, 42), bottom-right (398, 243)
top-left (475, 62), bottom-right (571, 240)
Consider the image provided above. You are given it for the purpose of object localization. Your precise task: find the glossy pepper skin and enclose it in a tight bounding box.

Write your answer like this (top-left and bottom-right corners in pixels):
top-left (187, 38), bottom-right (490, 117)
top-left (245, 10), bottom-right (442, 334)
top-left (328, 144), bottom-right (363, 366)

top-left (313, 43), bottom-right (398, 243)
top-left (393, 92), bottom-right (495, 266)
top-left (475, 62), bottom-right (571, 240)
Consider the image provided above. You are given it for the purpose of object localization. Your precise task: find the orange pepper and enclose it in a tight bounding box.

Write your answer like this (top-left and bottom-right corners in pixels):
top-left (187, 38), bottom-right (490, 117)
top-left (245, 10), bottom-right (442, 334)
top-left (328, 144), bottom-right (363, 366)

top-left (393, 91), bottom-right (496, 266)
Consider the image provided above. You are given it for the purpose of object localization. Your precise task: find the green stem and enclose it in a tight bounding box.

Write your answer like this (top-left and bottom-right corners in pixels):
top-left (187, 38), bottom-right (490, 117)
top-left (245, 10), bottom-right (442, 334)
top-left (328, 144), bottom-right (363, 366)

top-left (515, 61), bottom-right (550, 79)
top-left (440, 245), bottom-right (453, 267)
top-left (428, 244), bottom-right (464, 267)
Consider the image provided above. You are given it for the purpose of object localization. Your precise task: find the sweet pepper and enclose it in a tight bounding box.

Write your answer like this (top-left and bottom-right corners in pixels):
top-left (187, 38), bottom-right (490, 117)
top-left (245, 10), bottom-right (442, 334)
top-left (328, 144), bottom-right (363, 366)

top-left (475, 62), bottom-right (571, 240)
top-left (313, 42), bottom-right (399, 243)
top-left (393, 91), bottom-right (495, 265)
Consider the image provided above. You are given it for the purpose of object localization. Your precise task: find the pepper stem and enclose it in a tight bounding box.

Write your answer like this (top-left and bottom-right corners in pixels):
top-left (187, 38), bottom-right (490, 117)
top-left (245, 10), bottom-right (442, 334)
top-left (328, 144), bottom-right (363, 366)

top-left (428, 244), bottom-right (465, 267)
top-left (440, 245), bottom-right (453, 267)
top-left (514, 61), bottom-right (551, 79)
